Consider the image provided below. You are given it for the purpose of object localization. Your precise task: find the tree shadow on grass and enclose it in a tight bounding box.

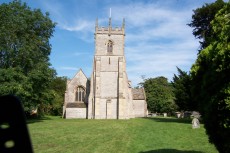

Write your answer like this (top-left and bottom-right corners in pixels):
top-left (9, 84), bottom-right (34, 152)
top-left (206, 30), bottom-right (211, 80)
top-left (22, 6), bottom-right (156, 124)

top-left (143, 117), bottom-right (192, 124)
top-left (140, 149), bottom-right (204, 153)
top-left (26, 116), bottom-right (54, 124)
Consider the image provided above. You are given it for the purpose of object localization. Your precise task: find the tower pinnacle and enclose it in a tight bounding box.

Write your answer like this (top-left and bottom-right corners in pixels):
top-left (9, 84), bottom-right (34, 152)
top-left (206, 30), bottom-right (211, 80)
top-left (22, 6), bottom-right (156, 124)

top-left (122, 18), bottom-right (125, 29)
top-left (95, 18), bottom-right (98, 30)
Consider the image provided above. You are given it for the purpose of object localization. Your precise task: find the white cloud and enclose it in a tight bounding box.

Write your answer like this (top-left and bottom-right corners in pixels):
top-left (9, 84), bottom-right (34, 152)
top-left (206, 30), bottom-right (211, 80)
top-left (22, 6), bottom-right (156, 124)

top-left (111, 2), bottom-right (191, 27)
top-left (40, 1), bottom-right (95, 42)
top-left (106, 1), bottom-right (199, 86)
top-left (57, 19), bottom-right (95, 42)
top-left (40, 0), bottom-right (201, 86)
top-left (125, 38), bottom-right (198, 86)
top-left (60, 20), bottom-right (94, 32)
top-left (40, 1), bottom-right (66, 24)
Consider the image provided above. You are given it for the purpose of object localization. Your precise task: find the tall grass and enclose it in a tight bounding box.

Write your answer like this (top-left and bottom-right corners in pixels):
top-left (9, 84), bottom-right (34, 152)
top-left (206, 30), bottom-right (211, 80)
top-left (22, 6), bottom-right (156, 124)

top-left (28, 117), bottom-right (217, 153)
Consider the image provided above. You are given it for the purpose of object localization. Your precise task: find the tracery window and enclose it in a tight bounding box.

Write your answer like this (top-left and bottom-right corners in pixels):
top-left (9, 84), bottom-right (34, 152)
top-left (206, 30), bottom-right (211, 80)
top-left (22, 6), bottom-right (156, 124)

top-left (75, 86), bottom-right (85, 102)
top-left (107, 40), bottom-right (113, 53)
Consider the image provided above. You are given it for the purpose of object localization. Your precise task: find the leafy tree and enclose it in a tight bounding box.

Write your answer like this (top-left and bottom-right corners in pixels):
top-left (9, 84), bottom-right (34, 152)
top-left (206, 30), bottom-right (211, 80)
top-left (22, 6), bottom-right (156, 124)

top-left (190, 2), bottom-right (230, 152)
top-left (0, 1), bottom-right (56, 115)
top-left (188, 0), bottom-right (226, 51)
top-left (171, 67), bottom-right (195, 111)
top-left (141, 76), bottom-right (177, 114)
top-left (49, 76), bottom-right (67, 116)
top-left (0, 67), bottom-right (32, 108)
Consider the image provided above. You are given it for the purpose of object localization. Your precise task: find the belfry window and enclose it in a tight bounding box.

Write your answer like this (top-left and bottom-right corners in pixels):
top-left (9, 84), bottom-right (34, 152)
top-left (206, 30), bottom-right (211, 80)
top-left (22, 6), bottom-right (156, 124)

top-left (107, 40), bottom-right (113, 53)
top-left (75, 86), bottom-right (85, 102)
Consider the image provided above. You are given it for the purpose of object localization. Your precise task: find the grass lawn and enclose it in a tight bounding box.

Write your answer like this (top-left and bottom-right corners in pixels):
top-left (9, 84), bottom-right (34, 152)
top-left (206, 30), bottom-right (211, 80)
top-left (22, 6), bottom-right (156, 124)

top-left (27, 116), bottom-right (218, 153)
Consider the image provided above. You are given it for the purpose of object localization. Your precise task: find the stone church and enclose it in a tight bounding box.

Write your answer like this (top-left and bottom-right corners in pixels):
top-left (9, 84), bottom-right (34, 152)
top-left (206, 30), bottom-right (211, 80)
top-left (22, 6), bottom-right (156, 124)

top-left (63, 18), bottom-right (147, 119)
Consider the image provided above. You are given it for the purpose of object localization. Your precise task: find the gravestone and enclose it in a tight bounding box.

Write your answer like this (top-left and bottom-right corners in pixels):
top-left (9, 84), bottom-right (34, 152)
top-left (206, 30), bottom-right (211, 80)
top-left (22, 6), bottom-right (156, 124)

top-left (192, 117), bottom-right (200, 129)
top-left (175, 112), bottom-right (181, 118)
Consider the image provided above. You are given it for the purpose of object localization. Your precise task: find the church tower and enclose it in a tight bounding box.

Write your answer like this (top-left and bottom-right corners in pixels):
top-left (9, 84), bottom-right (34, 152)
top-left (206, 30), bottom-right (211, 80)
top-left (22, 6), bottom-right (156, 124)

top-left (63, 17), bottom-right (147, 119)
top-left (87, 18), bottom-right (135, 119)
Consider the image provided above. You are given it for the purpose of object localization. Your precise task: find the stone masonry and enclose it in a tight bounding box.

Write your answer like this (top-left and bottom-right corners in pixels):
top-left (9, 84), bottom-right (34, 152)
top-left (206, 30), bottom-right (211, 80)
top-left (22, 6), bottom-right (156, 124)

top-left (63, 18), bottom-right (147, 119)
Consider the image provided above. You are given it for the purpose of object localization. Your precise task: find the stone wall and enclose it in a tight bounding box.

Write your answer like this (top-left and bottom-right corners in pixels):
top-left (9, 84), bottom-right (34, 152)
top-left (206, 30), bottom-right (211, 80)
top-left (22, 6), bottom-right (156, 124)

top-left (100, 56), bottom-right (119, 71)
top-left (64, 69), bottom-right (88, 103)
top-left (94, 98), bottom-right (118, 119)
top-left (66, 108), bottom-right (87, 119)
top-left (133, 100), bottom-right (147, 117)
top-left (95, 34), bottom-right (124, 56)
top-left (65, 18), bottom-right (148, 119)
top-left (100, 72), bottom-right (118, 98)
top-left (64, 69), bottom-right (89, 119)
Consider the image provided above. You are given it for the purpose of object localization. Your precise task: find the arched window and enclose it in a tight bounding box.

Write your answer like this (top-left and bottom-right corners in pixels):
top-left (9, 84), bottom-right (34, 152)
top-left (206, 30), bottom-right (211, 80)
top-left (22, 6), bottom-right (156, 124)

top-left (75, 86), bottom-right (85, 102)
top-left (107, 40), bottom-right (113, 53)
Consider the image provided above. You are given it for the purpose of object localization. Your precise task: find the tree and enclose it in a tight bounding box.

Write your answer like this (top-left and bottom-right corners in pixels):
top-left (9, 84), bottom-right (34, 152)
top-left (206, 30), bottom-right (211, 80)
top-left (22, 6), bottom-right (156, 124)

top-left (188, 0), bottom-right (226, 51)
top-left (190, 2), bottom-right (230, 152)
top-left (141, 76), bottom-right (177, 114)
top-left (49, 76), bottom-right (67, 116)
top-left (0, 1), bottom-right (56, 115)
top-left (0, 67), bottom-right (32, 108)
top-left (171, 67), bottom-right (195, 111)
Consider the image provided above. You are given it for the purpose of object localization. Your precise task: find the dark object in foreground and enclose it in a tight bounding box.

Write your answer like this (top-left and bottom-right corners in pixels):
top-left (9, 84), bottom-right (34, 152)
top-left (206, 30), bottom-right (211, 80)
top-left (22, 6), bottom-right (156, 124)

top-left (0, 95), bottom-right (33, 153)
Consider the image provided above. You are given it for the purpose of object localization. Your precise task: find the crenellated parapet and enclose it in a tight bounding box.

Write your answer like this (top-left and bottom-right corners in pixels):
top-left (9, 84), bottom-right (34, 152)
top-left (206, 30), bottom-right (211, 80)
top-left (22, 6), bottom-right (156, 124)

top-left (95, 18), bottom-right (125, 35)
top-left (64, 17), bottom-right (147, 119)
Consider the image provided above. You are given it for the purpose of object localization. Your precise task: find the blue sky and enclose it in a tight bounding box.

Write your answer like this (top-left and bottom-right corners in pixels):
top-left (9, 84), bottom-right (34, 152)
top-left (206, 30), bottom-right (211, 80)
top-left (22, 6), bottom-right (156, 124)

top-left (1, 0), bottom-right (223, 86)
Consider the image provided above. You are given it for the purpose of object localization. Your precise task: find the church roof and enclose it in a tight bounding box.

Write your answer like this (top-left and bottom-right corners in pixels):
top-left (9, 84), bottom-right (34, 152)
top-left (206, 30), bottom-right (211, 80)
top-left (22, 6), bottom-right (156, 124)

top-left (67, 68), bottom-right (88, 85)
top-left (66, 102), bottom-right (87, 108)
top-left (132, 88), bottom-right (146, 100)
